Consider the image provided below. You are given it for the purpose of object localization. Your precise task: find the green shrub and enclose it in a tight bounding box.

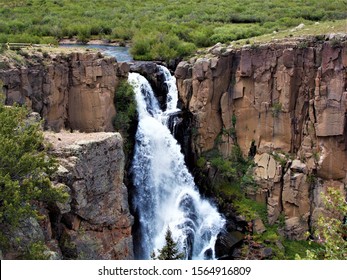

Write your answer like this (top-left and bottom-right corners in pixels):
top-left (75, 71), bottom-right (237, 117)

top-left (130, 34), bottom-right (152, 60)
top-left (196, 157), bottom-right (206, 168)
top-left (330, 38), bottom-right (342, 48)
top-left (0, 94), bottom-right (68, 247)
top-left (22, 241), bottom-right (50, 260)
top-left (0, 61), bottom-right (9, 70)
top-left (297, 41), bottom-right (309, 49)
top-left (111, 26), bottom-right (134, 41)
top-left (272, 151), bottom-right (288, 167)
top-left (300, 188), bottom-right (347, 260)
top-left (0, 0), bottom-right (345, 59)
top-left (113, 80), bottom-right (137, 156)
top-left (176, 41), bottom-right (196, 57)
top-left (271, 102), bottom-right (282, 118)
top-left (189, 27), bottom-right (213, 47)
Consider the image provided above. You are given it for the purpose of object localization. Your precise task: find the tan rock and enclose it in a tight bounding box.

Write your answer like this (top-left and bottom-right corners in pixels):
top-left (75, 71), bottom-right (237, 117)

top-left (283, 48), bottom-right (295, 68)
top-left (284, 217), bottom-right (308, 240)
top-left (267, 195), bottom-right (282, 225)
top-left (175, 61), bottom-right (191, 80)
top-left (317, 137), bottom-right (347, 180)
top-left (290, 160), bottom-right (307, 174)
top-left (254, 153), bottom-right (278, 180)
top-left (45, 131), bottom-right (134, 259)
top-left (0, 52), bottom-right (122, 133)
top-left (240, 49), bottom-right (252, 77)
top-left (253, 218), bottom-right (266, 234)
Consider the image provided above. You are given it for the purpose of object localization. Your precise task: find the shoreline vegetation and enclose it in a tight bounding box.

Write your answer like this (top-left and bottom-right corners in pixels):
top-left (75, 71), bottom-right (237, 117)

top-left (1, 18), bottom-right (345, 65)
top-left (0, 0), bottom-right (346, 61)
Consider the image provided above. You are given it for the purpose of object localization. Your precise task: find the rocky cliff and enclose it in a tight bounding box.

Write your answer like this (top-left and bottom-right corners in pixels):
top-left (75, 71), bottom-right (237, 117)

top-left (175, 35), bottom-right (347, 240)
top-left (0, 50), bottom-right (134, 259)
top-left (45, 131), bottom-right (134, 259)
top-left (0, 51), bottom-right (129, 132)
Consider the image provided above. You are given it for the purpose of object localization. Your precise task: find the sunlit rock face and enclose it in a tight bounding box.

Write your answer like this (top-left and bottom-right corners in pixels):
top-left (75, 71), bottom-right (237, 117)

top-left (45, 131), bottom-right (134, 260)
top-left (0, 52), bottom-right (127, 133)
top-left (175, 36), bottom-right (347, 240)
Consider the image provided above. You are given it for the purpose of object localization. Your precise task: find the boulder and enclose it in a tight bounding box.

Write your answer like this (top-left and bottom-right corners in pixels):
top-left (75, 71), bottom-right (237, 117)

top-left (290, 160), bottom-right (307, 174)
top-left (215, 230), bottom-right (244, 259)
top-left (261, 247), bottom-right (273, 259)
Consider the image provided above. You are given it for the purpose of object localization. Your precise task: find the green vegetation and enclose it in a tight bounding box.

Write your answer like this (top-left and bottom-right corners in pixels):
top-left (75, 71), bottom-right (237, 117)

top-left (251, 224), bottom-right (322, 259)
top-left (198, 139), bottom-right (320, 259)
top-left (213, 154), bottom-right (346, 259)
top-left (202, 144), bottom-right (262, 221)
top-left (209, 145), bottom-right (252, 183)
top-left (151, 227), bottom-right (184, 260)
top-left (22, 241), bottom-right (50, 260)
top-left (0, 85), bottom-right (67, 253)
top-left (272, 151), bottom-right (290, 168)
top-left (299, 188), bottom-right (347, 260)
top-left (234, 19), bottom-right (346, 46)
top-left (0, 0), bottom-right (345, 61)
top-left (271, 102), bottom-right (282, 118)
top-left (112, 80), bottom-right (137, 157)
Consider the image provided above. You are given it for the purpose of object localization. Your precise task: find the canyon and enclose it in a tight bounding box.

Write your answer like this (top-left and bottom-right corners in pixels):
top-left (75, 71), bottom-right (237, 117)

top-left (0, 34), bottom-right (346, 259)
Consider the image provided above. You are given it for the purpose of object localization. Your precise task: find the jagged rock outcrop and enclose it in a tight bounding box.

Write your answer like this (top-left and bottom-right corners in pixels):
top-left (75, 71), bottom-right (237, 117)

top-left (0, 52), bottom-right (126, 132)
top-left (175, 35), bottom-right (347, 240)
top-left (45, 131), bottom-right (134, 259)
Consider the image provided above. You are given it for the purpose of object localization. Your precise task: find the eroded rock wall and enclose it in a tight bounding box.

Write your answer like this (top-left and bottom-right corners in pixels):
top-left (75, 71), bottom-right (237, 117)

top-left (175, 36), bottom-right (347, 240)
top-left (45, 131), bottom-right (134, 259)
top-left (0, 52), bottom-right (126, 132)
top-left (0, 52), bottom-right (134, 259)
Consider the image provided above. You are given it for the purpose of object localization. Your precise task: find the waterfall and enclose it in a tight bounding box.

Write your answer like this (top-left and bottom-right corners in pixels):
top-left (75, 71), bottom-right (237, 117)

top-left (129, 66), bottom-right (225, 260)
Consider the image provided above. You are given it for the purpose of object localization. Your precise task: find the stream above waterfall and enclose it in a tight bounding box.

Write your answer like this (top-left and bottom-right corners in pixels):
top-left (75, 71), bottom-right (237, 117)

top-left (60, 44), bottom-right (133, 62)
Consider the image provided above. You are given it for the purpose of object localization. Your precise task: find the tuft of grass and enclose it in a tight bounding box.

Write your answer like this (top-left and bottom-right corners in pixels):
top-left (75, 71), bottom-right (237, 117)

top-left (271, 102), bottom-right (282, 118)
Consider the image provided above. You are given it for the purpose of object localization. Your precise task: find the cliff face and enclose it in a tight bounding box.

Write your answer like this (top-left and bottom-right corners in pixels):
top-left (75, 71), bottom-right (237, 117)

top-left (45, 132), bottom-right (134, 259)
top-left (175, 36), bottom-right (347, 240)
top-left (0, 51), bottom-right (134, 259)
top-left (0, 52), bottom-right (128, 132)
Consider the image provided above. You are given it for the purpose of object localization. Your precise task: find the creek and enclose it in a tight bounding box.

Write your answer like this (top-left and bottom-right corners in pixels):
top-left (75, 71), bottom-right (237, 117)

top-left (59, 44), bottom-right (132, 62)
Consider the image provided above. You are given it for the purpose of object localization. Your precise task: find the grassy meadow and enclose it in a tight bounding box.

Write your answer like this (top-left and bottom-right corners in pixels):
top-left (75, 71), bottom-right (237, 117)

top-left (0, 0), bottom-right (346, 60)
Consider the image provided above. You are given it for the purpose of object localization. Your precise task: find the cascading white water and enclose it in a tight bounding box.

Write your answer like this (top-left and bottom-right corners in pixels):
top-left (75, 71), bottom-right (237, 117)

top-left (129, 67), bottom-right (225, 260)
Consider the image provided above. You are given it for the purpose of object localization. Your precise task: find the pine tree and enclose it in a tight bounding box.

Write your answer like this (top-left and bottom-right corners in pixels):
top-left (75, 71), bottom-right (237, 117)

top-left (0, 86), bottom-right (67, 245)
top-left (152, 227), bottom-right (185, 260)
